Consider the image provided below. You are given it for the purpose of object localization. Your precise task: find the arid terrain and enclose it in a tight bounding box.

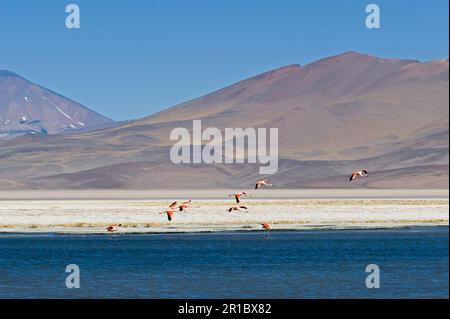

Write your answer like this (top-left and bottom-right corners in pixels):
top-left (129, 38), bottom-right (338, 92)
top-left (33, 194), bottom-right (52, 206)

top-left (0, 189), bottom-right (447, 233)
top-left (0, 52), bottom-right (448, 189)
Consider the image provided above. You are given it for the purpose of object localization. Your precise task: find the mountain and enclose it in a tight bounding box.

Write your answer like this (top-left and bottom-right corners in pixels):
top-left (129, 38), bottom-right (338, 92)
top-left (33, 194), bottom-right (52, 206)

top-left (0, 52), bottom-right (448, 189)
top-left (0, 70), bottom-right (113, 138)
top-left (131, 52), bottom-right (448, 160)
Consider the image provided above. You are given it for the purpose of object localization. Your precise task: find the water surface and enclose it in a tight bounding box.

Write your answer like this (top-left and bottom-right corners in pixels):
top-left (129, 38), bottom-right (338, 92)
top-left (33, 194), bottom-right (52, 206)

top-left (0, 227), bottom-right (448, 298)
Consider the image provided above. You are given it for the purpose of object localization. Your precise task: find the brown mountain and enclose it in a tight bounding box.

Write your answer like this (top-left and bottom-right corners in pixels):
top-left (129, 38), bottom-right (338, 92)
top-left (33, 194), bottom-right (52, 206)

top-left (0, 70), bottom-right (113, 139)
top-left (0, 52), bottom-right (448, 189)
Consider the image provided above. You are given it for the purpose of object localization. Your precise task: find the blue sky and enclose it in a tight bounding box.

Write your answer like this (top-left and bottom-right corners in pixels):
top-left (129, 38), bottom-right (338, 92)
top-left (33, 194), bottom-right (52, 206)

top-left (0, 0), bottom-right (448, 120)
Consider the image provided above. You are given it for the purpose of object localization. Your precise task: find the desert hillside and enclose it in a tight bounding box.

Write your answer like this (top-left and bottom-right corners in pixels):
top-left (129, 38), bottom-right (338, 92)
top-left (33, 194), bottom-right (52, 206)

top-left (0, 52), bottom-right (448, 189)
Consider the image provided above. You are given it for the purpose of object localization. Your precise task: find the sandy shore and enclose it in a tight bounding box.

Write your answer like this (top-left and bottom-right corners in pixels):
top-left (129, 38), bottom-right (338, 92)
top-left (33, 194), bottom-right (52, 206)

top-left (0, 189), bottom-right (448, 200)
top-left (0, 189), bottom-right (448, 234)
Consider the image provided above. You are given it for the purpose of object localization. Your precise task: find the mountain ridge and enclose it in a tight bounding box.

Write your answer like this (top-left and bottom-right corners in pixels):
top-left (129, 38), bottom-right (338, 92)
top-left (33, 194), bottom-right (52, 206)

top-left (0, 51), bottom-right (448, 189)
top-left (0, 70), bottom-right (113, 138)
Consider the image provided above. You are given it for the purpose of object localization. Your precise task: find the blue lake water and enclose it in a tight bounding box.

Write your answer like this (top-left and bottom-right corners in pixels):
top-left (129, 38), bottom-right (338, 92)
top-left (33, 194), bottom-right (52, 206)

top-left (0, 227), bottom-right (448, 298)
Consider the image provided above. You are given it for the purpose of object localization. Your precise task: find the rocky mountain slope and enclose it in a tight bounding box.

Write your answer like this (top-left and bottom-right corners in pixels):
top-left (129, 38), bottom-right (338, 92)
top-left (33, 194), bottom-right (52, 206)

top-left (0, 52), bottom-right (447, 189)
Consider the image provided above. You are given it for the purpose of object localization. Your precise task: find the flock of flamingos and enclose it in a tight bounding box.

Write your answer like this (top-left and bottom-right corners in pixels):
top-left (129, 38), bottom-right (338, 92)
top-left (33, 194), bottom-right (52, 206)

top-left (106, 170), bottom-right (369, 233)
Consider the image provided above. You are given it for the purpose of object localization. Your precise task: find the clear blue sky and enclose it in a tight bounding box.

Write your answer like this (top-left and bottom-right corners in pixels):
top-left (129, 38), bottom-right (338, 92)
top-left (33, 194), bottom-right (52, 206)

top-left (0, 0), bottom-right (448, 120)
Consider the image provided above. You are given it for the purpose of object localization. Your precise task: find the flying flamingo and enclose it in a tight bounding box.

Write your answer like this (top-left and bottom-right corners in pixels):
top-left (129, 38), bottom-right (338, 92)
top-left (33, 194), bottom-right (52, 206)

top-left (166, 210), bottom-right (174, 221)
top-left (261, 223), bottom-right (272, 230)
top-left (349, 170), bottom-right (368, 181)
top-left (106, 224), bottom-right (122, 232)
top-left (229, 192), bottom-right (247, 204)
top-left (160, 201), bottom-right (178, 222)
top-left (255, 179), bottom-right (273, 189)
top-left (227, 205), bottom-right (248, 212)
top-left (178, 200), bottom-right (193, 212)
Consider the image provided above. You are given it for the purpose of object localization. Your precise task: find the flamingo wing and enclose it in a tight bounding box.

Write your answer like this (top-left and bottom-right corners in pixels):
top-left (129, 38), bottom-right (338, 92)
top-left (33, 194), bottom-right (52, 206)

top-left (169, 201), bottom-right (178, 209)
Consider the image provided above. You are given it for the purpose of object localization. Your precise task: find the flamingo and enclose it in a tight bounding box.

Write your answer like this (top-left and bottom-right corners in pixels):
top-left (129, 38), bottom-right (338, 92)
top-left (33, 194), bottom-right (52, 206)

top-left (349, 170), bottom-right (368, 181)
top-left (106, 224), bottom-right (122, 232)
top-left (160, 201), bottom-right (178, 222)
top-left (228, 192), bottom-right (247, 204)
top-left (255, 179), bottom-right (273, 189)
top-left (165, 210), bottom-right (174, 221)
top-left (168, 201), bottom-right (178, 209)
top-left (227, 205), bottom-right (248, 212)
top-left (261, 223), bottom-right (272, 230)
top-left (178, 200), bottom-right (192, 212)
